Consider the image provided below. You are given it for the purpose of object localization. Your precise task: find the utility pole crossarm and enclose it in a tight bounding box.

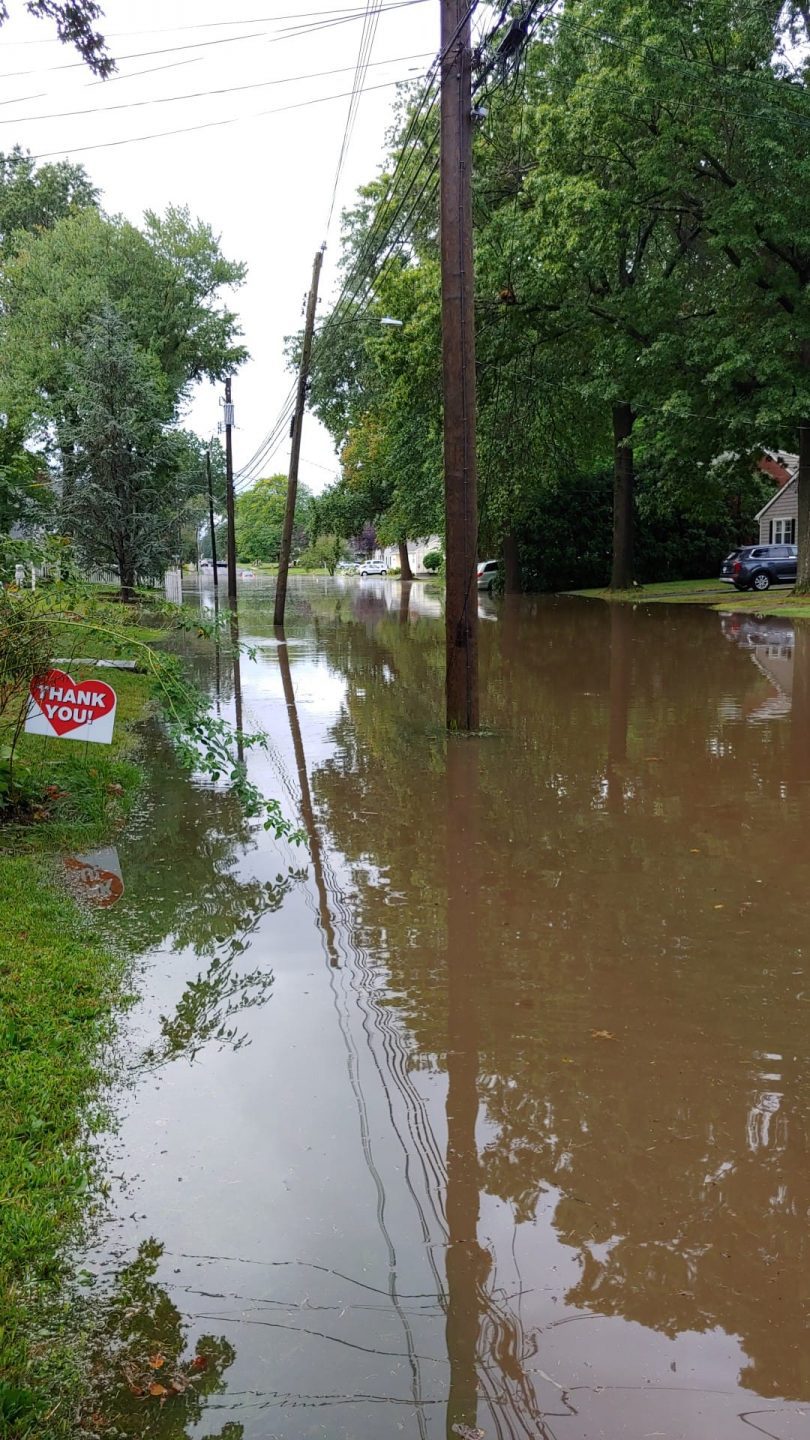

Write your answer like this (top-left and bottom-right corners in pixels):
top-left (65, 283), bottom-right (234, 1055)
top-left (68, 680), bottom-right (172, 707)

top-left (275, 246), bottom-right (325, 628)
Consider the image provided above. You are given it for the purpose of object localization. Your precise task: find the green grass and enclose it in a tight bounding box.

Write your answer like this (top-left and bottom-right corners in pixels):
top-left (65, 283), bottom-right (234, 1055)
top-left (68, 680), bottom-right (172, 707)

top-left (0, 859), bottom-right (128, 1438)
top-left (569, 577), bottom-right (810, 615)
top-left (0, 604), bottom-right (160, 1437)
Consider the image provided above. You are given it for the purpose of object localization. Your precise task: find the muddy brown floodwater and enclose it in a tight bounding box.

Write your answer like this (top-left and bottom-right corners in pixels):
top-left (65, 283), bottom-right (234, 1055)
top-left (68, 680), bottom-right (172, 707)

top-left (80, 580), bottom-right (809, 1440)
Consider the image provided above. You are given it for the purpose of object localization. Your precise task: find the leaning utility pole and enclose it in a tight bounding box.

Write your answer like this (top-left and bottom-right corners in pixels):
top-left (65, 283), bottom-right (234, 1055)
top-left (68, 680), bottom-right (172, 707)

top-left (441, 0), bottom-right (479, 731)
top-left (206, 447), bottom-right (219, 590)
top-left (274, 246), bottom-right (325, 627)
top-left (224, 377), bottom-right (237, 605)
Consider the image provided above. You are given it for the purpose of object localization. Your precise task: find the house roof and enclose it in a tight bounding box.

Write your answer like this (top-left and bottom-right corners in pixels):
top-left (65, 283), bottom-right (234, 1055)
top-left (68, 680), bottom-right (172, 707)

top-left (755, 472), bottom-right (797, 521)
top-left (757, 451), bottom-right (798, 487)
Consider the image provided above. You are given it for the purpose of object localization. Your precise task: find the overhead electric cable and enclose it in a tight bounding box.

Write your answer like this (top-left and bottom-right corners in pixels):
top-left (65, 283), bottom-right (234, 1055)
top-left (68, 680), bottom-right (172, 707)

top-left (326, 0), bottom-right (385, 234)
top-left (29, 74), bottom-right (423, 160)
top-left (0, 51), bottom-right (430, 125)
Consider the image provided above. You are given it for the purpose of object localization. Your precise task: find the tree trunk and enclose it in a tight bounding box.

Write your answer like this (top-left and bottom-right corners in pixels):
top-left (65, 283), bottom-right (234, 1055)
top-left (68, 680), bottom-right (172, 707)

top-left (610, 402), bottom-right (635, 591)
top-left (120, 554), bottom-right (136, 603)
top-left (398, 537), bottom-right (413, 581)
top-left (796, 420), bottom-right (810, 593)
top-left (503, 530), bottom-right (521, 594)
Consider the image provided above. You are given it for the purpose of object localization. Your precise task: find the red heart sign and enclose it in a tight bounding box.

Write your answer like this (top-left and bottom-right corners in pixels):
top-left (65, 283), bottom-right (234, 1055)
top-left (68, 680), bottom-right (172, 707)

top-left (29, 668), bottom-right (116, 737)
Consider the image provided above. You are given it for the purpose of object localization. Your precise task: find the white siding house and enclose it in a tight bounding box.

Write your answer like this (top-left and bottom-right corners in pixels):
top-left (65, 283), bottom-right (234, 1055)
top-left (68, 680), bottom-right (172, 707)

top-left (377, 535), bottom-right (442, 572)
top-left (755, 471), bottom-right (799, 545)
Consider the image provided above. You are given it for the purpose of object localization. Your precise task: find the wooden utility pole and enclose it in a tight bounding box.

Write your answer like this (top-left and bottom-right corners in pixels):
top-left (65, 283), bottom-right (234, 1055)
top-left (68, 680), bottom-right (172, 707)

top-left (274, 246), bottom-right (325, 627)
top-left (441, 0), bottom-right (479, 730)
top-left (206, 447), bottom-right (219, 590)
top-left (224, 377), bottom-right (237, 604)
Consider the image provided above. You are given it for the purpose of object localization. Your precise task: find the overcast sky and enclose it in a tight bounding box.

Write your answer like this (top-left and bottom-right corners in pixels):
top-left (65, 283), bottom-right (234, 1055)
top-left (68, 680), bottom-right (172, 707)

top-left (0, 0), bottom-right (439, 492)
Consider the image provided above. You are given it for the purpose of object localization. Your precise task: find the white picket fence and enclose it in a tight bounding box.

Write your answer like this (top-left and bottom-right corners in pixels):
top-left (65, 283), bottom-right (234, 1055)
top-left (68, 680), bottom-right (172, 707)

top-left (26, 562), bottom-right (182, 602)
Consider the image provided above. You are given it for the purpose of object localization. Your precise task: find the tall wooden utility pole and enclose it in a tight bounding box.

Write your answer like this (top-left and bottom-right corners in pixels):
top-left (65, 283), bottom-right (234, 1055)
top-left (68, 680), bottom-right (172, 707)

top-left (206, 447), bottom-right (219, 590)
top-left (274, 246), bottom-right (325, 627)
top-left (224, 377), bottom-right (237, 604)
top-left (441, 0), bottom-right (479, 730)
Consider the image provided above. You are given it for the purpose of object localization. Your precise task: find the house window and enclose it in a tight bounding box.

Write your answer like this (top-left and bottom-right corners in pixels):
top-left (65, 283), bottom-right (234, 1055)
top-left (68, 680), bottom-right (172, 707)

top-left (771, 518), bottom-right (796, 544)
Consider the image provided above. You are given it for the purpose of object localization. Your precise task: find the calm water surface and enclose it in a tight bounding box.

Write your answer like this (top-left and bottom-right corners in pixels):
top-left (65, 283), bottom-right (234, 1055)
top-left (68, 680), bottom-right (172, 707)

top-left (83, 580), bottom-right (809, 1439)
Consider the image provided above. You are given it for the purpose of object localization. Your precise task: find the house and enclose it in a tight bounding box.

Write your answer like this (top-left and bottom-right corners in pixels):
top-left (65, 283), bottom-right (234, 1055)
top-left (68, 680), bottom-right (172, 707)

top-left (754, 451), bottom-right (799, 544)
top-left (376, 535), bottom-right (442, 573)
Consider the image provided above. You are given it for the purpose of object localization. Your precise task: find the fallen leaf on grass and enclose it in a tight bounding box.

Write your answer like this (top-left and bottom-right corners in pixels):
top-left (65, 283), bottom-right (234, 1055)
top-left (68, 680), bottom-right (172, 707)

top-left (148, 1355), bottom-right (165, 1370)
top-left (106, 783), bottom-right (124, 797)
top-left (189, 1355), bottom-right (209, 1372)
top-left (590, 1029), bottom-right (615, 1041)
top-left (148, 1382), bottom-right (168, 1398)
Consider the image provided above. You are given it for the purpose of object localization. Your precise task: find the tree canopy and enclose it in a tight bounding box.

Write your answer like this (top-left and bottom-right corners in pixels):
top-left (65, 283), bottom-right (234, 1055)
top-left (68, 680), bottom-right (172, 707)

top-left (309, 0), bottom-right (810, 590)
top-left (235, 474), bottom-right (312, 564)
top-left (0, 151), bottom-right (247, 590)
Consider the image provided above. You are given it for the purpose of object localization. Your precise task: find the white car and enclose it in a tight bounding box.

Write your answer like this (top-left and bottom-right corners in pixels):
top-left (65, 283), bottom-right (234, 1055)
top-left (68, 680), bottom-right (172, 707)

top-left (476, 559), bottom-right (499, 591)
top-left (360, 560), bottom-right (388, 576)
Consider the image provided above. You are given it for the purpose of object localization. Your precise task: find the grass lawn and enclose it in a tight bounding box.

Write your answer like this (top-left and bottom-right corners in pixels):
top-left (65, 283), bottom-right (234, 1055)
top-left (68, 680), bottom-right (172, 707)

top-left (569, 578), bottom-right (810, 616)
top-left (0, 598), bottom-right (161, 1437)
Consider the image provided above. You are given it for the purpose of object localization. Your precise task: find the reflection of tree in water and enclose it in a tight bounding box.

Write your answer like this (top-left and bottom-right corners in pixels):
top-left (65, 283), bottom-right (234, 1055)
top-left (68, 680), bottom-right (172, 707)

top-left (142, 932), bottom-right (281, 1070)
top-left (310, 600), bottom-right (810, 1403)
top-left (86, 1239), bottom-right (242, 1439)
top-left (107, 729), bottom-right (304, 1067)
top-left (109, 729), bottom-right (303, 960)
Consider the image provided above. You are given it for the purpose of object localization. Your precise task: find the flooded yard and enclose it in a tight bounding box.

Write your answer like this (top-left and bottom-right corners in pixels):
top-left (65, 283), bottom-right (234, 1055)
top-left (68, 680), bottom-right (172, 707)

top-left (83, 580), bottom-right (808, 1439)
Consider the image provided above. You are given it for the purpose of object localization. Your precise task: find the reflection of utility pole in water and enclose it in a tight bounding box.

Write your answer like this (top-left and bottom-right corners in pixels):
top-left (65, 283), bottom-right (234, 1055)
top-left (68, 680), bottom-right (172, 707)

top-left (399, 580), bottom-right (412, 626)
top-left (607, 605), bottom-right (631, 814)
top-left (211, 588), bottom-right (222, 712)
top-left (276, 631), bottom-right (339, 967)
top-left (229, 607), bottom-right (244, 766)
top-left (445, 740), bottom-right (487, 1437)
top-left (790, 623), bottom-right (810, 786)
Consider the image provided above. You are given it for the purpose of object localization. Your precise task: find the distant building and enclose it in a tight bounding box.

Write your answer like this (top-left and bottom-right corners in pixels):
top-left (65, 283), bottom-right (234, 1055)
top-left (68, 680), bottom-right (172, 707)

top-left (377, 535), bottom-right (442, 573)
top-left (754, 451), bottom-right (799, 544)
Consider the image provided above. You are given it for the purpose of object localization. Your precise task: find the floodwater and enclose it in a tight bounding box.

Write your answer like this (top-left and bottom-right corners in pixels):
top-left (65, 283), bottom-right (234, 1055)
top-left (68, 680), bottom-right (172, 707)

top-left (80, 581), bottom-right (809, 1440)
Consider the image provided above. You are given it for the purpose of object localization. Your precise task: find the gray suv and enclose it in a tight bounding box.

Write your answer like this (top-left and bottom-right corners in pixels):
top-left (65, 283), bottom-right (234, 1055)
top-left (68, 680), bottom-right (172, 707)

top-left (721, 544), bottom-right (797, 591)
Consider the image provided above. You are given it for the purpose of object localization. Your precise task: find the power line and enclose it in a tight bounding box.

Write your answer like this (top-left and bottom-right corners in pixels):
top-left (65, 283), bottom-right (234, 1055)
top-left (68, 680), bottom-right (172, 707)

top-left (315, 0), bottom-right (482, 341)
top-left (29, 74), bottom-right (424, 161)
top-left (0, 0), bottom-right (429, 79)
top-left (0, 0), bottom-right (428, 43)
top-left (0, 51), bottom-right (430, 126)
top-left (326, 0), bottom-right (385, 234)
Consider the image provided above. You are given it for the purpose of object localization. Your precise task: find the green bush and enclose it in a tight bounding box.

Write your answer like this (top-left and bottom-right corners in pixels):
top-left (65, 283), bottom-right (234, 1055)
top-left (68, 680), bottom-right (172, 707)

top-left (422, 550), bottom-right (443, 572)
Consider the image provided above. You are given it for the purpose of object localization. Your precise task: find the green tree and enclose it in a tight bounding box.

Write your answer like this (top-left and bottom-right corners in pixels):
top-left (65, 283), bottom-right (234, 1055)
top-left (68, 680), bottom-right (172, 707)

top-left (0, 207), bottom-right (246, 433)
top-left (234, 474), bottom-right (312, 564)
top-left (0, 147), bottom-right (97, 255)
top-left (62, 307), bottom-right (184, 598)
top-left (296, 532), bottom-right (348, 574)
top-left (0, 204), bottom-right (247, 572)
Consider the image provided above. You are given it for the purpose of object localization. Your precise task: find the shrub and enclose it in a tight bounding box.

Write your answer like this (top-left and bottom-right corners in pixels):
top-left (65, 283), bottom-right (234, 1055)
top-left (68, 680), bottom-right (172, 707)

top-left (423, 550), bottom-right (443, 572)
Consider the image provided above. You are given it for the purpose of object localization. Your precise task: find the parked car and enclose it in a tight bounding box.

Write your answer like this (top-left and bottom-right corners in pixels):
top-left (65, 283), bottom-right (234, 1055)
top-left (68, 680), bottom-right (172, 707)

top-left (336, 560), bottom-right (356, 574)
top-left (477, 559), bottom-right (499, 592)
top-left (721, 544), bottom-right (797, 591)
top-left (359, 560), bottom-right (387, 576)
